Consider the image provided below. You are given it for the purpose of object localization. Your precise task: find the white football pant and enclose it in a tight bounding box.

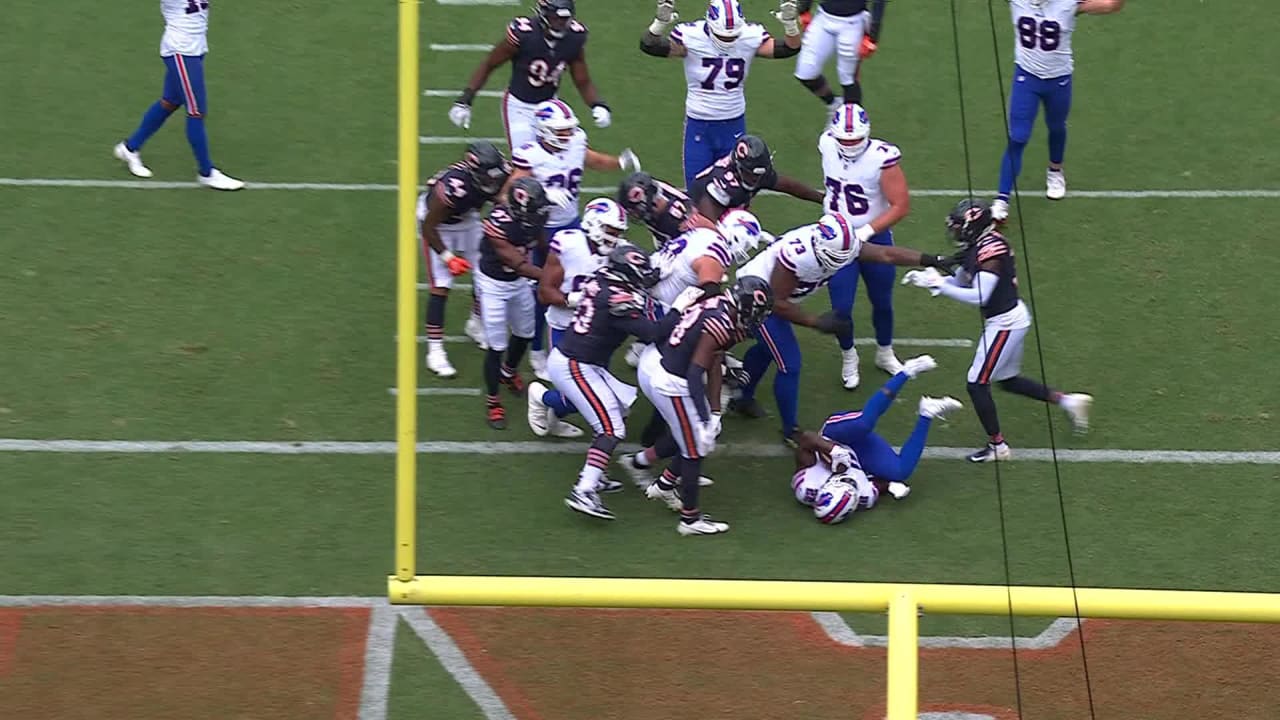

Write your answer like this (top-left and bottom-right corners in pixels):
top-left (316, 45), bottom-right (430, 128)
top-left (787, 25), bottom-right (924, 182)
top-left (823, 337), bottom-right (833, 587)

top-left (474, 271), bottom-right (536, 352)
top-left (637, 345), bottom-right (710, 460)
top-left (967, 324), bottom-right (1029, 384)
top-left (547, 349), bottom-right (637, 439)
top-left (422, 217), bottom-right (481, 290)
top-left (502, 92), bottom-right (540, 152)
top-left (794, 8), bottom-right (870, 86)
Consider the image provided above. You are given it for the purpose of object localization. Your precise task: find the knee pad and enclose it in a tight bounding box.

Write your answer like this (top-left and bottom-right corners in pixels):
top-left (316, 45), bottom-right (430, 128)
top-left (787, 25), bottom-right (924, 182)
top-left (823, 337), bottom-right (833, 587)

top-left (797, 75), bottom-right (826, 91)
top-left (841, 82), bottom-right (862, 104)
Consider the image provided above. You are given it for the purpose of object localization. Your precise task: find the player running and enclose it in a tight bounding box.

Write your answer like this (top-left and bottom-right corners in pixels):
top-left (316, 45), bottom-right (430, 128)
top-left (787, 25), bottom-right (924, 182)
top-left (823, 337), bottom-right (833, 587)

top-left (992, 0), bottom-right (1126, 221)
top-left (527, 198), bottom-right (630, 439)
top-left (793, 0), bottom-right (887, 113)
top-left (554, 245), bottom-right (680, 521)
top-left (638, 277), bottom-right (774, 535)
top-left (449, 0), bottom-right (612, 150)
top-left (639, 0), bottom-right (802, 188)
top-left (417, 142), bottom-right (511, 377)
top-left (821, 104), bottom-right (912, 388)
top-left (689, 134), bottom-right (824, 222)
top-left (503, 100), bottom-right (640, 381)
top-left (901, 199), bottom-right (1093, 462)
top-left (475, 177), bottom-right (552, 430)
top-left (114, 0), bottom-right (243, 190)
top-left (733, 215), bottom-right (955, 445)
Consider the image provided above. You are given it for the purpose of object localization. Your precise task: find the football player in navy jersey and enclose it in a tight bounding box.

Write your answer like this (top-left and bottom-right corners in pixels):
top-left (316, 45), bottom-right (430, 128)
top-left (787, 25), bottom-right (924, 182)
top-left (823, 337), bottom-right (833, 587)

top-left (689, 134), bottom-right (824, 222)
top-left (902, 199), bottom-right (1093, 462)
top-left (448, 0), bottom-right (612, 151)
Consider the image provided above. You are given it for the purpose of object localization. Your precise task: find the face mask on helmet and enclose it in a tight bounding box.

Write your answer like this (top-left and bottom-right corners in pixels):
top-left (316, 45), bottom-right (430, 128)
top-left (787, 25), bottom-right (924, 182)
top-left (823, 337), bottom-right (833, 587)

top-left (705, 0), bottom-right (745, 52)
top-left (534, 101), bottom-right (579, 152)
top-left (617, 172), bottom-right (659, 222)
top-left (812, 215), bottom-right (855, 271)
top-left (831, 104), bottom-right (872, 160)
top-left (538, 0), bottom-right (574, 38)
top-left (582, 198), bottom-right (628, 255)
top-left (718, 210), bottom-right (766, 265)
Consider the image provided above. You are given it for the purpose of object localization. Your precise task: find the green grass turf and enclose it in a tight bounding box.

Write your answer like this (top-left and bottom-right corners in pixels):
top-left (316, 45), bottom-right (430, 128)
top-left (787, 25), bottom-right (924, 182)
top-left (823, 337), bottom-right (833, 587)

top-left (387, 619), bottom-right (486, 720)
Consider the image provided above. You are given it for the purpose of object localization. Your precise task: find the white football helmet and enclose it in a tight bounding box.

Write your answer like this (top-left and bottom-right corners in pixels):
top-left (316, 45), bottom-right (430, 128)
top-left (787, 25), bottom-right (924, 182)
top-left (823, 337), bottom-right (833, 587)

top-left (813, 478), bottom-right (857, 524)
top-left (705, 0), bottom-right (746, 52)
top-left (533, 99), bottom-right (580, 152)
top-left (581, 197), bottom-right (628, 255)
top-left (830, 103), bottom-right (872, 161)
top-left (718, 209), bottom-right (769, 265)
top-left (812, 214), bottom-right (858, 271)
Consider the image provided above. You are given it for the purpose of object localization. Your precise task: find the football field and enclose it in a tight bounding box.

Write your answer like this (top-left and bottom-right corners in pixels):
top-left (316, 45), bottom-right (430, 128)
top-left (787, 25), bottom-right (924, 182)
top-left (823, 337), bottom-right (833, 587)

top-left (3, 0), bottom-right (1280, 717)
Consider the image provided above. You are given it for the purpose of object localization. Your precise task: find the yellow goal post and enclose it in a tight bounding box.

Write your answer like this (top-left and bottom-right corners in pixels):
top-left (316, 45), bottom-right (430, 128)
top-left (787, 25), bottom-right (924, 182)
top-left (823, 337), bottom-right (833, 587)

top-left (392, 4), bottom-right (1280, 718)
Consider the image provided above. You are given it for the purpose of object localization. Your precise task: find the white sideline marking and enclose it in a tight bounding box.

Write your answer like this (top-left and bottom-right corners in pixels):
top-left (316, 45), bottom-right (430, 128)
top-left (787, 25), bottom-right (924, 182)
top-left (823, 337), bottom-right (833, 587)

top-left (0, 594), bottom-right (383, 607)
top-left (424, 90), bottom-right (503, 98)
top-left (4, 177), bottom-right (1277, 199)
top-left (358, 606), bottom-right (398, 720)
top-left (418, 281), bottom-right (473, 290)
top-left (811, 612), bottom-right (1082, 650)
top-left (389, 387), bottom-right (484, 397)
top-left (400, 607), bottom-right (518, 720)
top-left (421, 136), bottom-right (507, 145)
top-left (428, 43), bottom-right (494, 52)
top-left (921, 714), bottom-right (996, 720)
top-left (436, 0), bottom-right (517, 4)
top-left (3, 438), bottom-right (1280, 464)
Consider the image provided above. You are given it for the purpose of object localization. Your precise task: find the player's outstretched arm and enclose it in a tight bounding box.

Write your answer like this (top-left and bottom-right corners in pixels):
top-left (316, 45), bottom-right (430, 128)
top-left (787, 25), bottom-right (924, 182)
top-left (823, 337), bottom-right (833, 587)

top-left (1078, 0), bottom-right (1125, 15)
top-left (457, 40), bottom-right (517, 106)
top-left (868, 0), bottom-right (888, 41)
top-left (858, 243), bottom-right (953, 269)
top-left (767, 264), bottom-right (820, 328)
top-left (641, 0), bottom-right (683, 57)
top-left (773, 174), bottom-right (825, 204)
top-left (586, 148), bottom-right (641, 173)
top-left (537, 253), bottom-right (569, 307)
top-left (569, 53), bottom-right (606, 110)
top-left (487, 233), bottom-right (542, 280)
top-left (762, 0), bottom-right (803, 56)
top-left (420, 194), bottom-right (454, 257)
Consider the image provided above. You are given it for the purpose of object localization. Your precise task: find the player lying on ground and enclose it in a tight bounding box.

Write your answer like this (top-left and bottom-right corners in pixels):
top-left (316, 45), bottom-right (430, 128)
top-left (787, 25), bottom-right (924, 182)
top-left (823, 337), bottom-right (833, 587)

top-left (901, 199), bottom-right (1092, 462)
top-left (793, 0), bottom-right (887, 112)
top-left (555, 246), bottom-right (683, 521)
top-left (418, 142), bottom-right (511, 378)
top-left (639, 0), bottom-right (802, 188)
top-left (689, 134), bottom-right (824, 222)
top-left (449, 0), bottom-right (612, 150)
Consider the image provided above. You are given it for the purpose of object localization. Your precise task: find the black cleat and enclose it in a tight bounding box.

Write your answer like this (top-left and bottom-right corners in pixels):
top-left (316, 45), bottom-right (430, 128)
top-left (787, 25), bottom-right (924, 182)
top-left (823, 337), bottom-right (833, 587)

top-left (728, 397), bottom-right (767, 419)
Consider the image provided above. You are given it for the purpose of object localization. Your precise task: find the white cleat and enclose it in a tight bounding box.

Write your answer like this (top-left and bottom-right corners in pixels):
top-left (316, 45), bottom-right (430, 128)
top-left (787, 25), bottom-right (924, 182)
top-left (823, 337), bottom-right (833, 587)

top-left (991, 198), bottom-right (1010, 223)
top-left (113, 142), bottom-right (152, 178)
top-left (529, 349), bottom-right (550, 382)
top-left (678, 513), bottom-right (730, 536)
top-left (1060, 392), bottom-right (1092, 434)
top-left (967, 442), bottom-right (1012, 463)
top-left (875, 346), bottom-right (904, 375)
top-left (526, 381), bottom-right (552, 437)
top-left (565, 489), bottom-right (615, 520)
top-left (1046, 168), bottom-right (1067, 200)
top-left (547, 414), bottom-right (585, 438)
top-left (841, 348), bottom-right (860, 390)
top-left (619, 453), bottom-right (653, 488)
top-left (465, 315), bottom-right (489, 350)
top-left (198, 168), bottom-right (245, 191)
top-left (645, 481), bottom-right (684, 512)
top-left (886, 481), bottom-right (912, 500)
top-left (624, 341), bottom-right (644, 368)
top-left (425, 351), bottom-right (457, 378)
top-left (901, 354), bottom-right (937, 378)
top-left (918, 395), bottom-right (963, 420)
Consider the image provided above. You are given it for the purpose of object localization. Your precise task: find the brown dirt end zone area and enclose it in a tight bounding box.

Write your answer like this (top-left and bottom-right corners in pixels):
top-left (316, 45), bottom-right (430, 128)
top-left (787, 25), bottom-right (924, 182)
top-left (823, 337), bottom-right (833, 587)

top-left (431, 608), bottom-right (1280, 720)
top-left (0, 607), bottom-right (369, 720)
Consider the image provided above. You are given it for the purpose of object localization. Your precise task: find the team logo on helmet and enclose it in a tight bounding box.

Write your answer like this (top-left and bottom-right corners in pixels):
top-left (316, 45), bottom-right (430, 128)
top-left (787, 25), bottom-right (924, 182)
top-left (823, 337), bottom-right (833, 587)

top-left (964, 206), bottom-right (986, 223)
top-left (512, 186), bottom-right (529, 205)
top-left (707, 2), bottom-right (720, 20)
top-left (817, 223), bottom-right (837, 241)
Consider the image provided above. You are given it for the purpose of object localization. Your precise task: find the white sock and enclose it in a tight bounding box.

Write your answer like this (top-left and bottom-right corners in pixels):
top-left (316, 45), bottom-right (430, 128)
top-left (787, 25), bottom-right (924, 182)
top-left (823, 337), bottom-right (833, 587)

top-left (575, 466), bottom-right (603, 493)
top-left (632, 451), bottom-right (652, 468)
top-left (427, 339), bottom-right (445, 355)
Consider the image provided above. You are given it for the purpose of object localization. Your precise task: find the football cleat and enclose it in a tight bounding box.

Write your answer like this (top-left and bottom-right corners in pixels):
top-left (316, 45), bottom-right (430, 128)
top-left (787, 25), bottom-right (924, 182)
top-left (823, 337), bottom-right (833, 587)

top-left (990, 198), bottom-right (1010, 223)
top-left (728, 396), bottom-right (767, 419)
top-left (901, 354), bottom-right (938, 378)
top-left (875, 346), bottom-right (904, 376)
top-left (465, 315), bottom-right (489, 350)
top-left (841, 348), bottom-right (861, 390)
top-left (677, 513), bottom-right (730, 536)
top-left (426, 351), bottom-right (457, 378)
top-left (1060, 392), bottom-right (1092, 434)
top-left (198, 168), bottom-right (245, 191)
top-left (565, 489), bottom-right (615, 520)
top-left (624, 341), bottom-right (644, 368)
top-left (596, 477), bottom-right (625, 494)
top-left (529, 349), bottom-right (551, 382)
top-left (645, 481), bottom-right (683, 511)
top-left (486, 404), bottom-right (508, 430)
top-left (547, 415), bottom-right (585, 438)
top-left (918, 396), bottom-right (963, 420)
top-left (967, 442), bottom-right (1011, 463)
top-left (113, 142), bottom-right (152, 178)
top-left (619, 453), bottom-right (653, 487)
top-left (526, 381), bottom-right (552, 436)
top-left (886, 481), bottom-right (912, 500)
top-left (1046, 168), bottom-right (1067, 200)
top-left (499, 371), bottom-right (526, 396)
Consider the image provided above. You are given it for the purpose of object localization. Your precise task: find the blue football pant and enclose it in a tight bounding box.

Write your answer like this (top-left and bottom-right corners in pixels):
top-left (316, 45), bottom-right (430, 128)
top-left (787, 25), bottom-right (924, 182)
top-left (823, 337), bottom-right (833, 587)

top-left (827, 229), bottom-right (896, 350)
top-left (740, 314), bottom-right (803, 435)
top-left (998, 65), bottom-right (1072, 198)
top-left (682, 115), bottom-right (746, 190)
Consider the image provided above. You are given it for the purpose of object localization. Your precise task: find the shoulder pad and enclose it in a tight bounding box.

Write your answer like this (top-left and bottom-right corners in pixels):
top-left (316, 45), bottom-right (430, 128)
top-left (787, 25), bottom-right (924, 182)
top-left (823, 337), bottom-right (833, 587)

top-left (567, 18), bottom-right (588, 35)
top-left (506, 16), bottom-right (537, 45)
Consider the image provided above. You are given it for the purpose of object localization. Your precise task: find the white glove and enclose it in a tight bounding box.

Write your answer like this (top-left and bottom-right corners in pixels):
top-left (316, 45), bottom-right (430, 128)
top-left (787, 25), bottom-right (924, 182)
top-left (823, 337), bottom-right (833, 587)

top-left (887, 481), bottom-right (912, 500)
top-left (772, 0), bottom-right (801, 36)
top-left (565, 290), bottom-right (584, 308)
top-left (618, 148), bottom-right (641, 172)
top-left (828, 445), bottom-right (855, 475)
top-left (709, 411), bottom-right (723, 438)
top-left (695, 419), bottom-right (718, 455)
top-left (901, 268), bottom-right (946, 296)
top-left (649, 0), bottom-right (679, 35)
top-left (592, 104), bottom-right (612, 128)
top-left (545, 187), bottom-right (575, 210)
top-left (854, 223), bottom-right (877, 244)
top-left (669, 285), bottom-right (705, 313)
top-left (901, 354), bottom-right (937, 378)
top-left (448, 103), bottom-right (471, 130)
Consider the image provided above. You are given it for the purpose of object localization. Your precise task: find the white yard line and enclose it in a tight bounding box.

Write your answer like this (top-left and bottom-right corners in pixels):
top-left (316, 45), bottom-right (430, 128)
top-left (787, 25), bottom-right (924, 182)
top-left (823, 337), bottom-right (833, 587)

top-left (428, 43), bottom-right (495, 52)
top-left (420, 136), bottom-right (506, 145)
top-left (3, 177), bottom-right (1277, 199)
top-left (389, 387), bottom-right (484, 396)
top-left (2, 438), bottom-right (1279, 463)
top-left (400, 607), bottom-right (519, 720)
top-left (810, 612), bottom-right (1082, 650)
top-left (423, 90), bottom-right (503, 98)
top-left (419, 282), bottom-right (472, 290)
top-left (358, 606), bottom-right (398, 720)
top-left (435, 0), bottom-right (517, 5)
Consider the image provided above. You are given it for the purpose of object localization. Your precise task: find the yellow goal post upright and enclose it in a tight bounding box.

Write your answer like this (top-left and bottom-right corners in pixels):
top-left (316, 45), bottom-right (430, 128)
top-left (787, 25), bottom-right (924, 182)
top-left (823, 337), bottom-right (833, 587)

top-left (389, 3), bottom-right (1280, 717)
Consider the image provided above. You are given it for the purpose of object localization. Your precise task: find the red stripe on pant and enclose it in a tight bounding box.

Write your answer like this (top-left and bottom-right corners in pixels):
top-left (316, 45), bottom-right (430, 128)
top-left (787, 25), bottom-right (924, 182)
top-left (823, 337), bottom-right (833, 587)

top-left (670, 396), bottom-right (700, 459)
top-left (977, 330), bottom-right (1011, 384)
top-left (570, 359), bottom-right (614, 436)
top-left (758, 323), bottom-right (789, 373)
top-left (175, 55), bottom-right (201, 117)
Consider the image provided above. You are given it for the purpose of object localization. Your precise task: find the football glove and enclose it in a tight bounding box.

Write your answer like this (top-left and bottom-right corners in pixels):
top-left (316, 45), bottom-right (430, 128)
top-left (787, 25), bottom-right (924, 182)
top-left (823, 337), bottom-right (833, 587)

top-left (829, 445), bottom-right (855, 475)
top-left (618, 148), bottom-right (641, 173)
top-left (448, 102), bottom-right (471, 130)
top-left (669, 285), bottom-right (705, 313)
top-left (901, 354), bottom-right (938, 378)
top-left (814, 311), bottom-right (852, 336)
top-left (860, 35), bottom-right (879, 59)
top-left (565, 290), bottom-right (585, 308)
top-left (901, 268), bottom-right (946, 296)
top-left (441, 251), bottom-right (472, 276)
top-left (545, 187), bottom-right (575, 210)
top-left (773, 0), bottom-right (801, 36)
top-left (695, 419), bottom-right (718, 455)
top-left (853, 223), bottom-right (877, 244)
top-left (592, 103), bottom-right (612, 128)
top-left (709, 411), bottom-right (723, 438)
top-left (650, 0), bottom-right (679, 35)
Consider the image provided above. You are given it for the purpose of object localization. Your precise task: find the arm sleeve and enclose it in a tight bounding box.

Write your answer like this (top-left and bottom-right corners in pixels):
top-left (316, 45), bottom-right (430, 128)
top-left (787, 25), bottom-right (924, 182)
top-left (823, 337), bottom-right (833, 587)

top-left (936, 270), bottom-right (999, 306)
top-left (685, 363), bottom-right (711, 422)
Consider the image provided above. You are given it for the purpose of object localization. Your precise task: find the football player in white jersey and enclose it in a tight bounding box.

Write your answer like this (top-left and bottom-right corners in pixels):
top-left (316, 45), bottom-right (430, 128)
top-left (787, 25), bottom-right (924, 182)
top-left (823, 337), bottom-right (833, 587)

top-left (640, 0), bottom-right (802, 188)
top-left (732, 215), bottom-right (954, 445)
top-left (821, 104), bottom-right (912, 389)
top-left (114, 0), bottom-right (243, 190)
top-left (793, 0), bottom-right (888, 113)
top-left (993, 0), bottom-right (1125, 221)
top-left (502, 100), bottom-right (641, 381)
top-left (528, 198), bottom-right (628, 439)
